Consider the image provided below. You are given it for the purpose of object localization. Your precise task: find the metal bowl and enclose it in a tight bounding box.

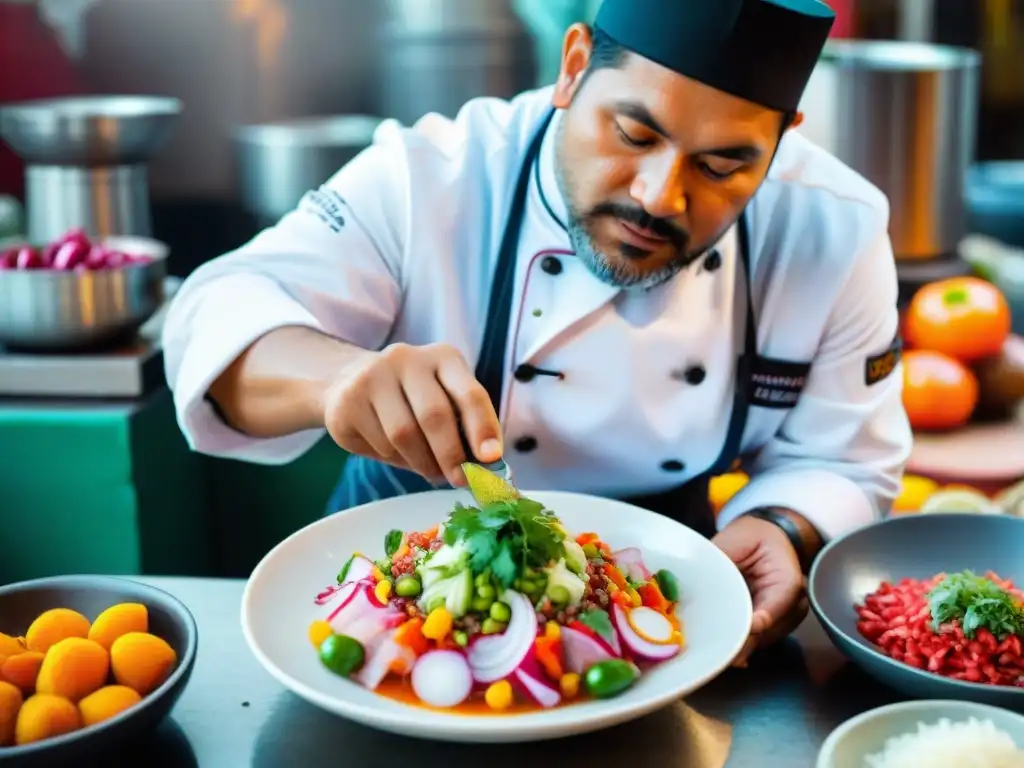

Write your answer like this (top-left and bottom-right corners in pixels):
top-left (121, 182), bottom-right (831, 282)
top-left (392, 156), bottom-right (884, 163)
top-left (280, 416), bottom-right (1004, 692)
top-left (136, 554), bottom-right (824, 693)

top-left (0, 575), bottom-right (197, 767)
top-left (0, 236), bottom-right (168, 351)
top-left (809, 514), bottom-right (1024, 710)
top-left (0, 95), bottom-right (182, 167)
top-left (817, 699), bottom-right (1024, 768)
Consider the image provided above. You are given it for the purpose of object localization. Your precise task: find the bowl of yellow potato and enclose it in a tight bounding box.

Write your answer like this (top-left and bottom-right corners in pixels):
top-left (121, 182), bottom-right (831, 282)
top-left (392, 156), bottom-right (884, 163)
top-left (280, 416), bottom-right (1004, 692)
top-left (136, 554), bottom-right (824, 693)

top-left (0, 575), bottom-right (197, 765)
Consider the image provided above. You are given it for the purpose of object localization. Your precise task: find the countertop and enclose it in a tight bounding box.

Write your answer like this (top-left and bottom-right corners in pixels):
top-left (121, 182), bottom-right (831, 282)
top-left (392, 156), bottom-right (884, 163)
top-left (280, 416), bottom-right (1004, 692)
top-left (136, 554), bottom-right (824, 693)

top-left (74, 576), bottom-right (911, 768)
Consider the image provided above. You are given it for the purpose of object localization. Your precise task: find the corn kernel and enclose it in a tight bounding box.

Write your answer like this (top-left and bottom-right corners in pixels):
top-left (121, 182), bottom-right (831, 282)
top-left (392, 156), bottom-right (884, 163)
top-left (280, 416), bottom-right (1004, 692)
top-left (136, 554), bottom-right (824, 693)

top-left (485, 680), bottom-right (514, 710)
top-left (374, 579), bottom-right (392, 603)
top-left (372, 566), bottom-right (387, 582)
top-left (422, 607), bottom-right (453, 640)
top-left (560, 673), bottom-right (580, 698)
top-left (544, 621), bottom-right (561, 640)
top-left (607, 582), bottom-right (620, 594)
top-left (308, 620), bottom-right (332, 649)
top-left (627, 588), bottom-right (642, 607)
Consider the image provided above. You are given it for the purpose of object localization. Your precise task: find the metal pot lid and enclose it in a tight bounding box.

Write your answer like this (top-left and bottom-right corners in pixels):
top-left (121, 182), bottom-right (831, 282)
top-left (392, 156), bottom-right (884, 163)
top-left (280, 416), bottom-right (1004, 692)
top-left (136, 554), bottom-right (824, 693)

top-left (820, 40), bottom-right (981, 71)
top-left (235, 115), bottom-right (385, 148)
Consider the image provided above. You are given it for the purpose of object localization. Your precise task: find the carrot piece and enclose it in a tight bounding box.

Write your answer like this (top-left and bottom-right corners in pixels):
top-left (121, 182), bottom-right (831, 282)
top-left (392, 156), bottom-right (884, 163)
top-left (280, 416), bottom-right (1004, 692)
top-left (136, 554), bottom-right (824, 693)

top-left (611, 590), bottom-right (633, 609)
top-left (602, 564), bottom-right (629, 591)
top-left (576, 533), bottom-right (599, 546)
top-left (422, 525), bottom-right (439, 540)
top-left (637, 582), bottom-right (670, 614)
top-left (394, 619), bottom-right (429, 656)
top-left (534, 636), bottom-right (563, 681)
top-left (394, 542), bottom-right (411, 560)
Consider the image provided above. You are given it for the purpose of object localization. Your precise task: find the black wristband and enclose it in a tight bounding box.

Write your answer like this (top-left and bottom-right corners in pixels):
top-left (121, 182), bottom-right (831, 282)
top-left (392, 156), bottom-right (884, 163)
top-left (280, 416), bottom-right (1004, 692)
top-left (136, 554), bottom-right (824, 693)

top-left (744, 507), bottom-right (813, 574)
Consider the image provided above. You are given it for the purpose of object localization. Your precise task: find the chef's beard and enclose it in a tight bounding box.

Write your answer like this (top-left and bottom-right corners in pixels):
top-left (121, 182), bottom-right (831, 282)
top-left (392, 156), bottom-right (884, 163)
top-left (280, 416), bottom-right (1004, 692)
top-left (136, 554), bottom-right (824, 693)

top-left (554, 129), bottom-right (700, 290)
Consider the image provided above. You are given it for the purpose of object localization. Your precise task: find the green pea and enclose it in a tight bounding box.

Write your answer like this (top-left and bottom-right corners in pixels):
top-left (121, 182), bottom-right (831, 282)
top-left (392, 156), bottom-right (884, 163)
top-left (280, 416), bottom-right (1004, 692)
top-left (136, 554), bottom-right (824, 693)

top-left (481, 618), bottom-right (507, 635)
top-left (426, 595), bottom-right (447, 613)
top-left (654, 569), bottom-right (681, 602)
top-left (524, 567), bottom-right (538, 579)
top-left (489, 601), bottom-right (512, 623)
top-left (548, 585), bottom-right (571, 607)
top-left (471, 595), bottom-right (494, 613)
top-left (584, 659), bottom-right (639, 699)
top-left (319, 634), bottom-right (365, 677)
top-left (453, 630), bottom-right (469, 647)
top-left (475, 572), bottom-right (491, 588)
top-left (476, 584), bottom-right (496, 600)
top-left (582, 543), bottom-right (600, 560)
top-left (513, 578), bottom-right (522, 590)
top-left (394, 575), bottom-right (422, 598)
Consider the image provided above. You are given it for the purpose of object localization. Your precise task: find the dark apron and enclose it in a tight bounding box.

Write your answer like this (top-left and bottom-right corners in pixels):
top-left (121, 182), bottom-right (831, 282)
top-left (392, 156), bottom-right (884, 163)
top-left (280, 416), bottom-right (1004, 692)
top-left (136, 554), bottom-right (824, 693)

top-left (326, 109), bottom-right (758, 540)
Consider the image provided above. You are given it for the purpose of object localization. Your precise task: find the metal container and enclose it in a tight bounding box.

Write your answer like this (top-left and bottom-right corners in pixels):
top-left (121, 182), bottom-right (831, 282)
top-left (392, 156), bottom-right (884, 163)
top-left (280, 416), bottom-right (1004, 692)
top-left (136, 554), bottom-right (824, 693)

top-left (379, 0), bottom-right (536, 126)
top-left (235, 115), bottom-right (383, 227)
top-left (798, 40), bottom-right (981, 260)
top-left (0, 95), bottom-right (182, 244)
top-left (0, 236), bottom-right (168, 351)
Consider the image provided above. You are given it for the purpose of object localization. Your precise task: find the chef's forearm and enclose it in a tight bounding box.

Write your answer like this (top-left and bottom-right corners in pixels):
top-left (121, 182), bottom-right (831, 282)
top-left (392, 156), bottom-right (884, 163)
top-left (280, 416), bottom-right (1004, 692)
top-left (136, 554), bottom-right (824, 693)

top-left (207, 326), bottom-right (367, 438)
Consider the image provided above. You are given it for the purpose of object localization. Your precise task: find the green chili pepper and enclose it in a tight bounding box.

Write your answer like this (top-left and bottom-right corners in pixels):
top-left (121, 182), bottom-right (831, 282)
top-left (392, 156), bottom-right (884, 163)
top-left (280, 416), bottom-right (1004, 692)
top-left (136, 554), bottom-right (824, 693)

top-left (319, 634), bottom-right (365, 677)
top-left (336, 554), bottom-right (356, 584)
top-left (655, 569), bottom-right (681, 602)
top-left (584, 659), bottom-right (639, 699)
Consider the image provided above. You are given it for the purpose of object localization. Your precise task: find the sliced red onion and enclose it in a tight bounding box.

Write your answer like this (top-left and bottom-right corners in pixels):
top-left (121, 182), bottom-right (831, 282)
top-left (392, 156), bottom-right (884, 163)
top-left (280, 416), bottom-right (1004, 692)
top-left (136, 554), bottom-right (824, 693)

top-left (411, 651), bottom-right (473, 708)
top-left (355, 629), bottom-right (414, 690)
top-left (344, 609), bottom-right (406, 645)
top-left (328, 583), bottom-right (384, 630)
top-left (466, 591), bottom-right (536, 684)
top-left (611, 604), bottom-right (681, 662)
top-left (511, 650), bottom-right (561, 708)
top-left (560, 624), bottom-right (616, 674)
top-left (343, 555), bottom-right (377, 585)
top-left (612, 547), bottom-right (653, 582)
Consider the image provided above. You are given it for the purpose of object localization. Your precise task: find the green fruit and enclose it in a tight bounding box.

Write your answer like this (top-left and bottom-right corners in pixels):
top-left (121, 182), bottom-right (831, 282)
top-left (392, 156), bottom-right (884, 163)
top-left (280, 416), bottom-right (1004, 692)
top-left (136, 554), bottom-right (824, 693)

top-left (584, 659), bottom-right (639, 699)
top-left (319, 634), bottom-right (365, 677)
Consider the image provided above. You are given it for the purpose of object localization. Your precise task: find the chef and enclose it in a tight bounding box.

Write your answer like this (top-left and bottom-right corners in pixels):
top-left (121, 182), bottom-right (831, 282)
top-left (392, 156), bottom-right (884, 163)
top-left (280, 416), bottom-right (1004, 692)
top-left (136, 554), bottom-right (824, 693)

top-left (163, 0), bottom-right (912, 663)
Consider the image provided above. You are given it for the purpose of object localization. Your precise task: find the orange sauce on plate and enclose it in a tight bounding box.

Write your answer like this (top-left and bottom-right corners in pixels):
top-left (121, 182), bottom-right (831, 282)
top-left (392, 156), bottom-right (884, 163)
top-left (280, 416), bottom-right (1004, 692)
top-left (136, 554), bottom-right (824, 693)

top-left (375, 678), bottom-right (585, 716)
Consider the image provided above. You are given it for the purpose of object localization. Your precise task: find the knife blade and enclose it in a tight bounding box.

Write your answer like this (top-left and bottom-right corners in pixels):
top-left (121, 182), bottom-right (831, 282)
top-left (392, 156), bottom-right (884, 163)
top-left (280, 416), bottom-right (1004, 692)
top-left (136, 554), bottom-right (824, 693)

top-left (458, 423), bottom-right (515, 488)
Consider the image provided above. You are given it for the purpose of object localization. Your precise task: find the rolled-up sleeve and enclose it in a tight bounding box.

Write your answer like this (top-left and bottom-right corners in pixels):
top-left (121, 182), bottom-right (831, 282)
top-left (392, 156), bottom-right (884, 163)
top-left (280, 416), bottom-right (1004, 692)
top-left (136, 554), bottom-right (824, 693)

top-left (717, 214), bottom-right (913, 539)
top-left (162, 125), bottom-right (408, 465)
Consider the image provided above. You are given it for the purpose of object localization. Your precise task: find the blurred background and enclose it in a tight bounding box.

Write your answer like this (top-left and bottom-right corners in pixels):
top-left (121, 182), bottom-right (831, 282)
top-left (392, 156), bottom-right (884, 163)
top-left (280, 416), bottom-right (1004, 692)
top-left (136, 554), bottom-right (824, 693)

top-left (0, 0), bottom-right (1021, 584)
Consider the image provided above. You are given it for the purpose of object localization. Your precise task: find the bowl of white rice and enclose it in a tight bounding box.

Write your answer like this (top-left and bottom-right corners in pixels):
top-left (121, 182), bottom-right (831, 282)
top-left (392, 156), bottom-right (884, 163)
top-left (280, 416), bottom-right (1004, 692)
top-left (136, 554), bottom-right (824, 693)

top-left (817, 700), bottom-right (1024, 768)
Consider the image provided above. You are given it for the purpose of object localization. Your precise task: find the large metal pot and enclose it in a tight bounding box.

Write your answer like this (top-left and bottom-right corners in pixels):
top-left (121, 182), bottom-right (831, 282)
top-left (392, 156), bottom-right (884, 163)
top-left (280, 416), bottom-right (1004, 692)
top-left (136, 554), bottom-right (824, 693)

top-left (798, 40), bottom-right (981, 260)
top-left (235, 115), bottom-right (383, 228)
top-left (378, 0), bottom-right (536, 126)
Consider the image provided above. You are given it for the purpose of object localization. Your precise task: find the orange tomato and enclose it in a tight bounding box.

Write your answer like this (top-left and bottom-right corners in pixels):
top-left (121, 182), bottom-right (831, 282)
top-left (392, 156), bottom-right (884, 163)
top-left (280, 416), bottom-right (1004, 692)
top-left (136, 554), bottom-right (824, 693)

top-left (904, 277), bottom-right (1011, 362)
top-left (902, 350), bottom-right (979, 431)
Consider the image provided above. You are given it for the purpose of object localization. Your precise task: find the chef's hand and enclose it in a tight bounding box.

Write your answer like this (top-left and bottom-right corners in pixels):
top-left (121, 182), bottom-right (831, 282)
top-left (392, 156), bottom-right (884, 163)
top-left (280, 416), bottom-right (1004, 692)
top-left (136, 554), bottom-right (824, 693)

top-left (712, 515), bottom-right (808, 667)
top-left (322, 342), bottom-right (503, 486)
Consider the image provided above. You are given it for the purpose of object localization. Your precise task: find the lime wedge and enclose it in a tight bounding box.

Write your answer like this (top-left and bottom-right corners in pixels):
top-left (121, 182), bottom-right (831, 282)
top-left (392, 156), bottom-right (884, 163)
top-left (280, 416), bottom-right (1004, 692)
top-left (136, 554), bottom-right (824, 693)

top-left (919, 489), bottom-right (1003, 515)
top-left (462, 462), bottom-right (519, 505)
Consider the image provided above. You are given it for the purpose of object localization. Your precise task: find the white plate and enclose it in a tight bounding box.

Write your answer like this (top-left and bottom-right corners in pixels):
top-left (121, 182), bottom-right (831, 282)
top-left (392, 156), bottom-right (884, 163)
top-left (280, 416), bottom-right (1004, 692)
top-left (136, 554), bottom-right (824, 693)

top-left (241, 489), bottom-right (753, 743)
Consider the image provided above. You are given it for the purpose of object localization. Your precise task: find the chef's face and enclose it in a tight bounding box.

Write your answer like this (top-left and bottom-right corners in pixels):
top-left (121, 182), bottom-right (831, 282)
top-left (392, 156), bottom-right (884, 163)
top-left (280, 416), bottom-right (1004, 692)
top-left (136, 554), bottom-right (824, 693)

top-left (551, 25), bottom-right (800, 289)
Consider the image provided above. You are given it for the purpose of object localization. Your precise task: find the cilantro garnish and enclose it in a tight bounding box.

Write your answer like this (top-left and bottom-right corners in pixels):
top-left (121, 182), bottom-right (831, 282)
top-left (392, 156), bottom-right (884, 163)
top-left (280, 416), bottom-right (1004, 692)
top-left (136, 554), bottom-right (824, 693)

top-left (442, 498), bottom-right (565, 580)
top-left (578, 609), bottom-right (616, 645)
top-left (927, 571), bottom-right (1024, 640)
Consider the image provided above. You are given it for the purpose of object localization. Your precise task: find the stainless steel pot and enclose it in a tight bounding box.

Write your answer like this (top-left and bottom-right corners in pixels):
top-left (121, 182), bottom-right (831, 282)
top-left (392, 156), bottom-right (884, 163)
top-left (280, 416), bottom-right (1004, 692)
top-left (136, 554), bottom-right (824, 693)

top-left (235, 115), bottom-right (383, 227)
top-left (798, 40), bottom-right (981, 260)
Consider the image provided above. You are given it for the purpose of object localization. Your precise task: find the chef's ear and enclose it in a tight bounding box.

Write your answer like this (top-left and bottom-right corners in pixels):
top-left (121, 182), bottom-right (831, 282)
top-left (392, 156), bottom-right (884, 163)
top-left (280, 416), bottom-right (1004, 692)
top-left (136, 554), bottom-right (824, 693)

top-left (552, 23), bottom-right (593, 109)
top-left (788, 112), bottom-right (805, 130)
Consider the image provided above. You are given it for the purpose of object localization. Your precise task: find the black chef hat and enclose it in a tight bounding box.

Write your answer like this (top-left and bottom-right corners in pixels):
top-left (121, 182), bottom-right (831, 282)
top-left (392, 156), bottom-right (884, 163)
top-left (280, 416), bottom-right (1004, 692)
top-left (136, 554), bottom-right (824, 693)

top-left (594, 0), bottom-right (835, 113)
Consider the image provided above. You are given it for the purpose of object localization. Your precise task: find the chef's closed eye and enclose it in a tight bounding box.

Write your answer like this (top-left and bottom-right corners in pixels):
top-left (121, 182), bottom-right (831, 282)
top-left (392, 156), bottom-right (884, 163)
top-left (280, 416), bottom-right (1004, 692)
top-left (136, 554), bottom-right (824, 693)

top-left (694, 156), bottom-right (745, 181)
top-left (614, 118), bottom-right (657, 148)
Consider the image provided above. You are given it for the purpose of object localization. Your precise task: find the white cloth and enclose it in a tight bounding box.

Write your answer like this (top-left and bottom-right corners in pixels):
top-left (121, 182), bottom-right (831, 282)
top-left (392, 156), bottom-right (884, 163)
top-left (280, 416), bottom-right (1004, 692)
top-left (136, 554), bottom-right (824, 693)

top-left (162, 86), bottom-right (912, 539)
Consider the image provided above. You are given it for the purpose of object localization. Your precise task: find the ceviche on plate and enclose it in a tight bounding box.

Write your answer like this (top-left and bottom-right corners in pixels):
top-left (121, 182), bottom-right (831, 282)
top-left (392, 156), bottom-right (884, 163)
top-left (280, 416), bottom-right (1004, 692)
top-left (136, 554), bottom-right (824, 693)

top-left (306, 465), bottom-right (685, 712)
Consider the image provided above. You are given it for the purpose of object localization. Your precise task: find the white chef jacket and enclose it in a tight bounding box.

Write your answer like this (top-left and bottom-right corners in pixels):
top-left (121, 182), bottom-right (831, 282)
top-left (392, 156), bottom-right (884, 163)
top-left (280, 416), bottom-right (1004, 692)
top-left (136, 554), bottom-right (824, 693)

top-left (162, 85), bottom-right (912, 539)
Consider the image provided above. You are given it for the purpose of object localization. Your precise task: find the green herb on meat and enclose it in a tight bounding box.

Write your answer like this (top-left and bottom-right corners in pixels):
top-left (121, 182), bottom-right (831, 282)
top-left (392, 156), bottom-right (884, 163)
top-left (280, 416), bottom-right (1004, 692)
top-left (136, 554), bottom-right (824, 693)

top-left (579, 609), bottom-right (617, 646)
top-left (384, 529), bottom-right (404, 557)
top-left (927, 570), bottom-right (1024, 640)
top-left (443, 499), bottom-right (565, 580)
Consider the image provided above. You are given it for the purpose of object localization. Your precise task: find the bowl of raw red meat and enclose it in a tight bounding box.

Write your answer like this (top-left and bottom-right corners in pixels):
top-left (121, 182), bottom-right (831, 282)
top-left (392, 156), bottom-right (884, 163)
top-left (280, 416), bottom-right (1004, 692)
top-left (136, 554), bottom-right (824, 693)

top-left (0, 228), bottom-right (167, 351)
top-left (809, 513), bottom-right (1024, 710)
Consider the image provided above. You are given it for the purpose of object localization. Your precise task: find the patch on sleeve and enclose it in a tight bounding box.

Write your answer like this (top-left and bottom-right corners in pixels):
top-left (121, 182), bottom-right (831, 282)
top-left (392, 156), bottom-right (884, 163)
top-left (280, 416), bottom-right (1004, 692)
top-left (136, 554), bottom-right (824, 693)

top-left (865, 332), bottom-right (902, 386)
top-left (298, 188), bottom-right (348, 233)
top-left (749, 357), bottom-right (813, 409)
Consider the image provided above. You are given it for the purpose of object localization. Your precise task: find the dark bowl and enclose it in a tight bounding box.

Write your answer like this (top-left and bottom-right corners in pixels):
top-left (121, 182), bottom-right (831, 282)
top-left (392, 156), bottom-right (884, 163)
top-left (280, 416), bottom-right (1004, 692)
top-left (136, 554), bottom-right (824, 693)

top-left (0, 575), bottom-right (197, 765)
top-left (809, 514), bottom-right (1024, 710)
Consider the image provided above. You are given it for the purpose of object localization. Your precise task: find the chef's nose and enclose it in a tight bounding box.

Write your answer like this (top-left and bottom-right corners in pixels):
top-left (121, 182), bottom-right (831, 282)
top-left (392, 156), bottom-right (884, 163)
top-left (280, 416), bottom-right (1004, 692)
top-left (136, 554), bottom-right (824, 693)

top-left (630, 153), bottom-right (687, 220)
